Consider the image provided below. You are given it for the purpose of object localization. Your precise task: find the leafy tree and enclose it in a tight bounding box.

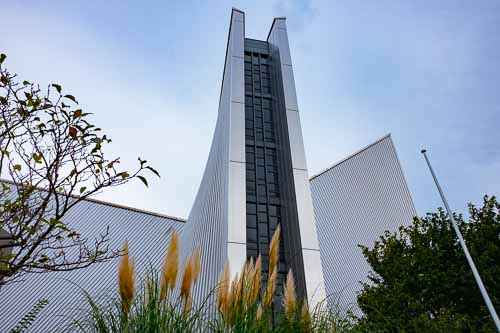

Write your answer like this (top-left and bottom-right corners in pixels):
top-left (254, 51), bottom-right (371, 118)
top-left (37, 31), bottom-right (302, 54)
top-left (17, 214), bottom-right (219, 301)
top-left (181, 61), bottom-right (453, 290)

top-left (356, 196), bottom-right (500, 333)
top-left (0, 53), bottom-right (159, 285)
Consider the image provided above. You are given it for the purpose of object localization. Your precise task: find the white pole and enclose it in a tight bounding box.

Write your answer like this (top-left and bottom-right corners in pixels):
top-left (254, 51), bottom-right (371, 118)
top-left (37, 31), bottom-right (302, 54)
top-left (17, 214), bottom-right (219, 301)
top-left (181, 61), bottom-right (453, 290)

top-left (421, 149), bottom-right (500, 332)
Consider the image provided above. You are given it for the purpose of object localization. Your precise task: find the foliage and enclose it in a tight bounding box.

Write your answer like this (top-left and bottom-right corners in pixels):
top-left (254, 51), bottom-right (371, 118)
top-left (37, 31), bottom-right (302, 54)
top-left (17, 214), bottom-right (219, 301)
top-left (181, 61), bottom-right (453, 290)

top-left (0, 53), bottom-right (159, 285)
top-left (73, 224), bottom-right (371, 332)
top-left (9, 298), bottom-right (49, 333)
top-left (356, 196), bottom-right (500, 332)
top-left (71, 230), bottom-right (205, 332)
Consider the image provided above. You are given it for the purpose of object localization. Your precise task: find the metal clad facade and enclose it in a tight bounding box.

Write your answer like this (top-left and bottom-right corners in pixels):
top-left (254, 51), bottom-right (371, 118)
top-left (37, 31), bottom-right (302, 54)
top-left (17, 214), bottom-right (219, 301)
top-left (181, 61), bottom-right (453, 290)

top-left (268, 18), bottom-right (325, 306)
top-left (0, 199), bottom-right (184, 332)
top-left (310, 135), bottom-right (417, 313)
top-left (243, 38), bottom-right (307, 301)
top-left (179, 8), bottom-right (246, 306)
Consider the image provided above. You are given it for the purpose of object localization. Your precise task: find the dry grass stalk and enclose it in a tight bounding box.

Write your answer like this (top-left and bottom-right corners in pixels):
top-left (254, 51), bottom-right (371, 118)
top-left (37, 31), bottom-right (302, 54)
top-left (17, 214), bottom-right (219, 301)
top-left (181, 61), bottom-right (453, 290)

top-left (256, 303), bottom-right (263, 320)
top-left (145, 276), bottom-right (153, 304)
top-left (228, 272), bottom-right (240, 309)
top-left (183, 295), bottom-right (192, 315)
top-left (241, 258), bottom-right (254, 306)
top-left (301, 302), bottom-right (312, 332)
top-left (263, 269), bottom-right (277, 306)
top-left (217, 261), bottom-right (231, 317)
top-left (160, 230), bottom-right (179, 301)
top-left (237, 261), bottom-right (247, 302)
top-left (263, 225), bottom-right (281, 307)
top-left (180, 255), bottom-right (194, 303)
top-left (251, 255), bottom-right (262, 304)
top-left (118, 240), bottom-right (135, 314)
top-left (269, 225), bottom-right (281, 276)
top-left (283, 269), bottom-right (297, 320)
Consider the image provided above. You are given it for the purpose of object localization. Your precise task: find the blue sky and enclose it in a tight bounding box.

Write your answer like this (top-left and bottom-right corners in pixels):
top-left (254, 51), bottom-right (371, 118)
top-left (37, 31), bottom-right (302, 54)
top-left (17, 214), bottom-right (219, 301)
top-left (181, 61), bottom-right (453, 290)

top-left (2, 0), bottom-right (499, 219)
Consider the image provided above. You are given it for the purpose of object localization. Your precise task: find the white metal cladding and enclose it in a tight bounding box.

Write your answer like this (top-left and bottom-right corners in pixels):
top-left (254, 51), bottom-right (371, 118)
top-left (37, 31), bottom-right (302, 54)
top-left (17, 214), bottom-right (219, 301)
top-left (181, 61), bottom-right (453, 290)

top-left (310, 134), bottom-right (417, 314)
top-left (268, 18), bottom-right (325, 306)
top-left (0, 198), bottom-right (184, 332)
top-left (179, 8), bottom-right (247, 307)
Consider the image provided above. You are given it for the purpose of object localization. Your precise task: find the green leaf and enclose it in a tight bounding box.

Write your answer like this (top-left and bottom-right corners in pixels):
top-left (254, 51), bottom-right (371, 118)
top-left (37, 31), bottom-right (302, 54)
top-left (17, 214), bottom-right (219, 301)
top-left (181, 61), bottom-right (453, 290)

top-left (146, 166), bottom-right (160, 178)
top-left (79, 186), bottom-right (86, 194)
top-left (51, 84), bottom-right (61, 94)
top-left (48, 218), bottom-right (63, 227)
top-left (23, 80), bottom-right (30, 85)
top-left (0, 53), bottom-right (6, 64)
top-left (137, 175), bottom-right (148, 187)
top-left (13, 164), bottom-right (21, 171)
top-left (0, 253), bottom-right (15, 260)
top-left (38, 255), bottom-right (49, 263)
top-left (32, 153), bottom-right (42, 163)
top-left (23, 226), bottom-right (35, 235)
top-left (73, 109), bottom-right (82, 119)
top-left (119, 172), bottom-right (129, 179)
top-left (64, 94), bottom-right (78, 104)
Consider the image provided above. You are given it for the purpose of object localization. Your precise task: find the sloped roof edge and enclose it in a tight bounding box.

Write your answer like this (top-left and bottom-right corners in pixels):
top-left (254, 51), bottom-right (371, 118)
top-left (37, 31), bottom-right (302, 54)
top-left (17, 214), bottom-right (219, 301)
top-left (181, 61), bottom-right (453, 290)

top-left (309, 134), bottom-right (392, 181)
top-left (0, 178), bottom-right (186, 222)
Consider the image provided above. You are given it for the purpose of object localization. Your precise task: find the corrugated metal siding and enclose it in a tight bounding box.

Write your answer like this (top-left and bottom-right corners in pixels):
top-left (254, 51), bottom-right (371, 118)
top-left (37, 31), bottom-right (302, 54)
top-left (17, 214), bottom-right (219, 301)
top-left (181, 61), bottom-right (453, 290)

top-left (178, 9), bottom-right (245, 307)
top-left (179, 87), bottom-right (230, 307)
top-left (0, 199), bottom-right (184, 332)
top-left (310, 135), bottom-right (417, 314)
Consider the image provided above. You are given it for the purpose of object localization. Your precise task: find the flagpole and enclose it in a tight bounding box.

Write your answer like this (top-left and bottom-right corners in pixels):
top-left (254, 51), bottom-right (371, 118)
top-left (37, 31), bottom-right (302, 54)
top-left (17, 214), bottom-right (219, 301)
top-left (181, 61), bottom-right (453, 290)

top-left (421, 149), bottom-right (500, 331)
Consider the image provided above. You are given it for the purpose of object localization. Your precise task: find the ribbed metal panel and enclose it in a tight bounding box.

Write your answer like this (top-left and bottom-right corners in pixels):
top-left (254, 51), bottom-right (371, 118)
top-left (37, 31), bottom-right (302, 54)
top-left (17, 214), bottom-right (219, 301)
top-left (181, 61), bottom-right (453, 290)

top-left (179, 79), bottom-right (231, 306)
top-left (179, 8), bottom-right (246, 307)
top-left (0, 199), bottom-right (184, 332)
top-left (267, 17), bottom-right (325, 307)
top-left (310, 135), bottom-right (417, 314)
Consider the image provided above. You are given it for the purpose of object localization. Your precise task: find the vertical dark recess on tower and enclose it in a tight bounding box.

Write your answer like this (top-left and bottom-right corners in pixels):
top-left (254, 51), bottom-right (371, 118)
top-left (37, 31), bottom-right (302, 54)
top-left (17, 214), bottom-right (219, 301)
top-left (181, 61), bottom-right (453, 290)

top-left (243, 38), bottom-right (307, 305)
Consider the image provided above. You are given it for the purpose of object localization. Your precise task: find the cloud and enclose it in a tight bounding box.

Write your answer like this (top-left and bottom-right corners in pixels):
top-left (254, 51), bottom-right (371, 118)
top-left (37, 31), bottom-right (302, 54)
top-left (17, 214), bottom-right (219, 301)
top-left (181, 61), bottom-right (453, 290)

top-left (2, 0), bottom-right (498, 218)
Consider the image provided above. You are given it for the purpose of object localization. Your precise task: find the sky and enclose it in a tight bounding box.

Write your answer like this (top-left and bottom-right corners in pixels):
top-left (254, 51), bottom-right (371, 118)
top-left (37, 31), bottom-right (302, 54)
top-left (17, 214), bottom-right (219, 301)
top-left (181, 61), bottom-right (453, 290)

top-left (1, 0), bottom-right (499, 219)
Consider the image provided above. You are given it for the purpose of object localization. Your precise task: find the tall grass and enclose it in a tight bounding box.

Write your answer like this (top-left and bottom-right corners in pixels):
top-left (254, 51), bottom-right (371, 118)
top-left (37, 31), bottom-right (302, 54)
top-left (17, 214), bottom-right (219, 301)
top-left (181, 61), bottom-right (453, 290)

top-left (72, 227), bottom-right (368, 332)
top-left (70, 231), bottom-right (206, 332)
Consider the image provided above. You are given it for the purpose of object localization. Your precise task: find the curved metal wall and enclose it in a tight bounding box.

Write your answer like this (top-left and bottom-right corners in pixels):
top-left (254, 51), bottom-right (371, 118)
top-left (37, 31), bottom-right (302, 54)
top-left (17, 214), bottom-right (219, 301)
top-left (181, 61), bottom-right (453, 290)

top-left (0, 199), bottom-right (184, 332)
top-left (179, 8), bottom-right (246, 307)
top-left (310, 135), bottom-right (417, 314)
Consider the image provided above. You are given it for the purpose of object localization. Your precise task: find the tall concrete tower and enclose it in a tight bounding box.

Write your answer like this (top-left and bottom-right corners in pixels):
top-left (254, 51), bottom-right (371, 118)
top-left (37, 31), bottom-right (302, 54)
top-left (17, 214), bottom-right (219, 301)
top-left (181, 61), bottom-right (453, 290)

top-left (181, 8), bottom-right (325, 306)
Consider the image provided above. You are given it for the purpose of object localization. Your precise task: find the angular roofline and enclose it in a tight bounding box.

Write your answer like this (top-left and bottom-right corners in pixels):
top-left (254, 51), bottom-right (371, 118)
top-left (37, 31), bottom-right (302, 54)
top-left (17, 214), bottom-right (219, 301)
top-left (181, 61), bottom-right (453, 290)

top-left (309, 134), bottom-right (392, 181)
top-left (217, 8), bottom-right (245, 111)
top-left (0, 178), bottom-right (186, 222)
top-left (231, 7), bottom-right (245, 15)
top-left (266, 17), bottom-right (287, 42)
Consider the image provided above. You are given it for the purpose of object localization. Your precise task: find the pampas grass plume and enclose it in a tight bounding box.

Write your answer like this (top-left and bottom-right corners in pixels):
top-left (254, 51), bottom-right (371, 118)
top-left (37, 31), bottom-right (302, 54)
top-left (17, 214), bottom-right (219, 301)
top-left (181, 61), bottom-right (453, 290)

top-left (301, 302), bottom-right (312, 332)
top-left (251, 255), bottom-right (262, 304)
top-left (263, 269), bottom-right (276, 307)
top-left (180, 255), bottom-right (194, 303)
top-left (269, 225), bottom-right (280, 276)
top-left (283, 269), bottom-right (297, 320)
top-left (118, 240), bottom-right (135, 314)
top-left (217, 261), bottom-right (230, 315)
top-left (256, 303), bottom-right (263, 321)
top-left (160, 230), bottom-right (179, 300)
